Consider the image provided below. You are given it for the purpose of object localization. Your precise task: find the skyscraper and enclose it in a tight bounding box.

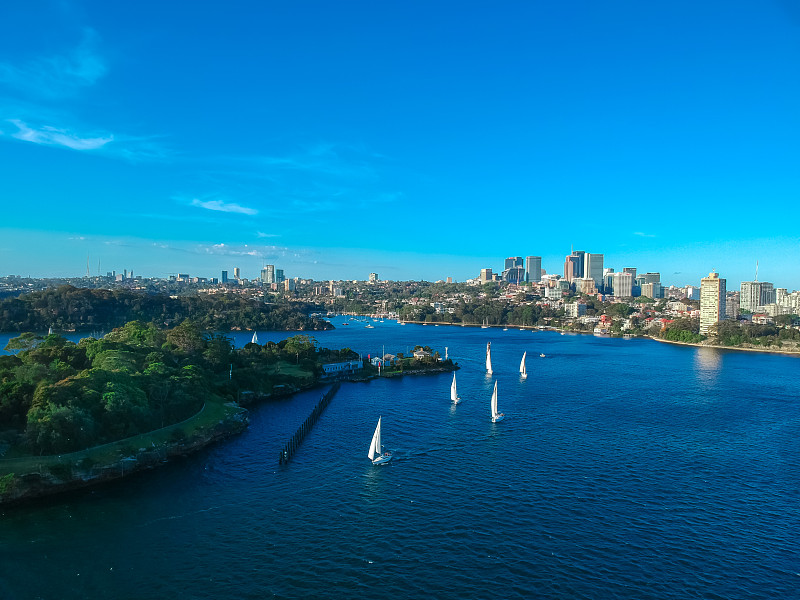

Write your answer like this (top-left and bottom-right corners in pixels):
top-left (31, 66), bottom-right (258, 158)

top-left (585, 253), bottom-right (604, 289)
top-left (262, 265), bottom-right (275, 284)
top-left (233, 267), bottom-right (241, 280)
top-left (700, 272), bottom-right (726, 336)
top-left (525, 256), bottom-right (542, 283)
top-left (221, 270), bottom-right (228, 283)
top-left (504, 256), bottom-right (523, 270)
top-left (563, 255), bottom-right (580, 282)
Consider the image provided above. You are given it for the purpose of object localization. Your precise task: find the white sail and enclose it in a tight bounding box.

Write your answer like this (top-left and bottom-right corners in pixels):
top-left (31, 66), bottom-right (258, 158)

top-left (251, 331), bottom-right (258, 344)
top-left (520, 352), bottom-right (527, 378)
top-left (450, 373), bottom-right (459, 403)
top-left (490, 381), bottom-right (498, 419)
top-left (368, 417), bottom-right (382, 460)
top-left (486, 342), bottom-right (493, 374)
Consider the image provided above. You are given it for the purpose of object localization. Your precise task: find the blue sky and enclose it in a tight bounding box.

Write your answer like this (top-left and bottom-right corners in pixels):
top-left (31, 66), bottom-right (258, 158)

top-left (1, 1), bottom-right (799, 289)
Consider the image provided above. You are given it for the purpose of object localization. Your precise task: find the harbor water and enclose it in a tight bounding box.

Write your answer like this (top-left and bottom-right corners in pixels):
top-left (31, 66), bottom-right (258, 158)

top-left (1, 318), bottom-right (799, 599)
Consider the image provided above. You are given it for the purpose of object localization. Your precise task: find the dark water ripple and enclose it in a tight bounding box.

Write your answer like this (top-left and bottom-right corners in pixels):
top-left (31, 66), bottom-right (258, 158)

top-left (2, 321), bottom-right (799, 599)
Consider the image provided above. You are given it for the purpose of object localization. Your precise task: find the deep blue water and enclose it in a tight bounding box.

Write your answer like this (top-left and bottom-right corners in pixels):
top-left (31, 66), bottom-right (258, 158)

top-left (1, 318), bottom-right (799, 599)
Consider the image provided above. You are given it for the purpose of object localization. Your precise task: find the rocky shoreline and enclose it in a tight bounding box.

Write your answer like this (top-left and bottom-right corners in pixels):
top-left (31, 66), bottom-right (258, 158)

top-left (649, 336), bottom-right (800, 356)
top-left (0, 408), bottom-right (249, 507)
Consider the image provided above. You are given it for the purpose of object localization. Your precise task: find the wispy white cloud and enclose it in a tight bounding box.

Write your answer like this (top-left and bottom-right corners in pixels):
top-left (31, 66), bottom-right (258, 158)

top-left (634, 231), bottom-right (656, 238)
top-left (0, 28), bottom-right (106, 98)
top-left (256, 231), bottom-right (279, 238)
top-left (191, 198), bottom-right (258, 216)
top-left (197, 243), bottom-right (290, 259)
top-left (258, 142), bottom-right (380, 182)
top-left (7, 118), bottom-right (112, 150)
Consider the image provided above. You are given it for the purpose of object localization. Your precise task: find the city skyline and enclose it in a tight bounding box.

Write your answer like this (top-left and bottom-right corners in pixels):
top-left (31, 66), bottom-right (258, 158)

top-left (1, 2), bottom-right (800, 287)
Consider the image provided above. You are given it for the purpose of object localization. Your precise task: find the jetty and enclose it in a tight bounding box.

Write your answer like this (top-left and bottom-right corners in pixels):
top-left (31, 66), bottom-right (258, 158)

top-left (279, 382), bottom-right (340, 464)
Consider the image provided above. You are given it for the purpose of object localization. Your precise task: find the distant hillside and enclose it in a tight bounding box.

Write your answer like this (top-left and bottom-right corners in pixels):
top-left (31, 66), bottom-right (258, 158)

top-left (0, 285), bottom-right (332, 332)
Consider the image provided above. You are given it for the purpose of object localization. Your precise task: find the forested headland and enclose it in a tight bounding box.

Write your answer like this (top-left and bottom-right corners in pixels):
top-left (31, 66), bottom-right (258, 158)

top-left (0, 285), bottom-right (331, 332)
top-left (0, 322), bottom-right (342, 459)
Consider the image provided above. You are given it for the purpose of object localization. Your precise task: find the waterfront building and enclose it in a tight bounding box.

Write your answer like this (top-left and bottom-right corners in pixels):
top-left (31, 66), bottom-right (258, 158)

top-left (525, 256), bottom-right (542, 283)
top-left (700, 272), bottom-right (727, 336)
top-left (585, 253), bottom-right (604, 289)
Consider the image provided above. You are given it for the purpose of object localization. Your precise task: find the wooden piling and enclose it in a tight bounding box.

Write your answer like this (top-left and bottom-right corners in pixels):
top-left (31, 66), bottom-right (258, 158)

top-left (279, 382), bottom-right (340, 464)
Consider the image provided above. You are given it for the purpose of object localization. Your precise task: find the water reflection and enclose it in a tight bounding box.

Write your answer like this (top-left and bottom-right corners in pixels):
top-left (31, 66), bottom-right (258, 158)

top-left (694, 347), bottom-right (722, 387)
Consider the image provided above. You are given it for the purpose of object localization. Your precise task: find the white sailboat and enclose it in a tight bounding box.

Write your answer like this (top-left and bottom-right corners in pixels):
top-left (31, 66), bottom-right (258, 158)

top-left (450, 373), bottom-right (461, 405)
top-left (520, 351), bottom-right (527, 379)
top-left (481, 318), bottom-right (489, 329)
top-left (485, 342), bottom-right (493, 375)
top-left (251, 331), bottom-right (258, 344)
top-left (368, 417), bottom-right (392, 465)
top-left (490, 380), bottom-right (504, 422)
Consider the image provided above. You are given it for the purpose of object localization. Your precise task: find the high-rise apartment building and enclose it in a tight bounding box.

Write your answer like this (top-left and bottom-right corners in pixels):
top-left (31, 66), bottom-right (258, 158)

top-left (623, 267), bottom-right (637, 279)
top-left (221, 270), bottom-right (228, 283)
top-left (740, 281), bottom-right (775, 311)
top-left (480, 268), bottom-right (493, 284)
top-left (275, 269), bottom-right (285, 283)
top-left (261, 265), bottom-right (275, 284)
top-left (585, 253), bottom-right (604, 289)
top-left (700, 272), bottom-right (726, 336)
top-left (525, 256), bottom-right (542, 283)
top-left (369, 272), bottom-right (378, 283)
top-left (233, 267), bottom-right (241, 280)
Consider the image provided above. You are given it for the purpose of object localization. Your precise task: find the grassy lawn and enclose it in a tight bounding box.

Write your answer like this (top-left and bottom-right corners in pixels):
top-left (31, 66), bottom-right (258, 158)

top-left (0, 399), bottom-right (245, 477)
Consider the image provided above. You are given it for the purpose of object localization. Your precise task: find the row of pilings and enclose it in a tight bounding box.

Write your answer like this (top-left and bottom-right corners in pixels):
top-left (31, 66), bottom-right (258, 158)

top-left (279, 382), bottom-right (341, 465)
